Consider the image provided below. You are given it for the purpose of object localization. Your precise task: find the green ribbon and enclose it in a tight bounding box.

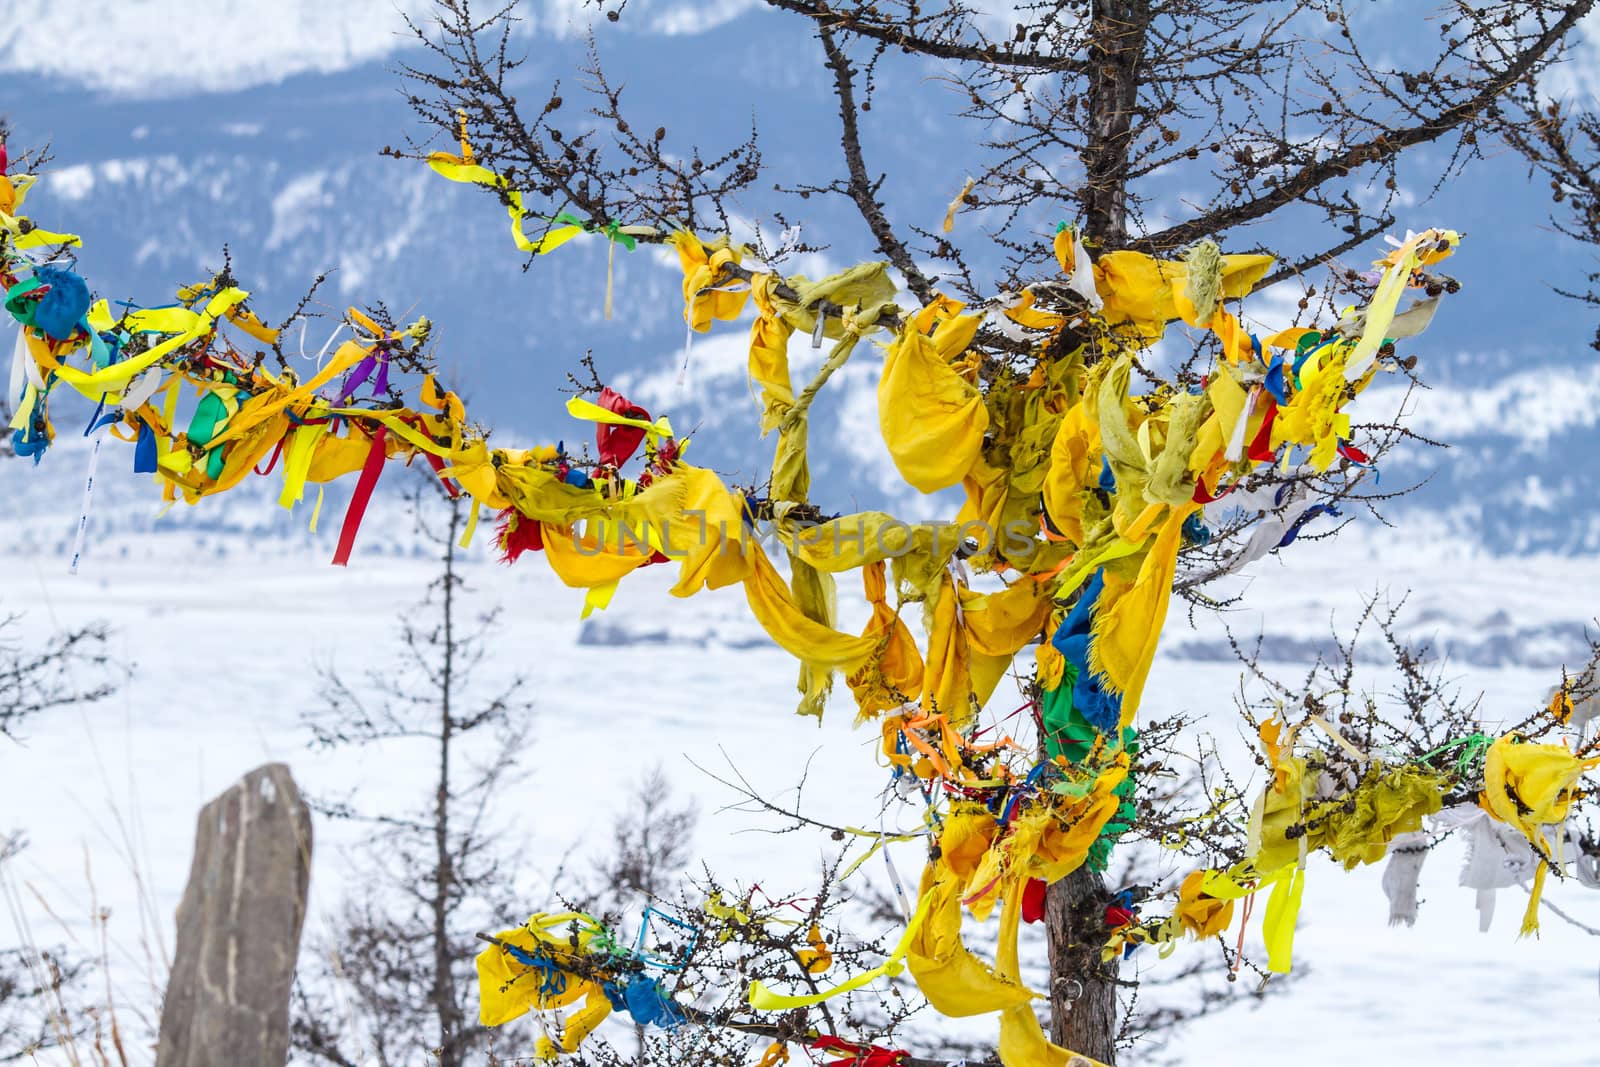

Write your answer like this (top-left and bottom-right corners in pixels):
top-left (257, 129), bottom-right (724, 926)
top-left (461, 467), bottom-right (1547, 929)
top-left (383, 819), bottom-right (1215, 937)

top-left (4, 277), bottom-right (42, 328)
top-left (603, 219), bottom-right (637, 252)
top-left (1418, 732), bottom-right (1495, 778)
top-left (535, 213), bottom-right (639, 253)
top-left (1040, 668), bottom-right (1138, 872)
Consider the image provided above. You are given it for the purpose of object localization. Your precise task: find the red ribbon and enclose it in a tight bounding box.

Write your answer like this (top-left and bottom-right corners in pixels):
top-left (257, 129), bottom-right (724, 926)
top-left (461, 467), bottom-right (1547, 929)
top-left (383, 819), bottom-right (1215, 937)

top-left (496, 508), bottom-right (545, 564)
top-left (1192, 475), bottom-right (1235, 504)
top-left (1338, 442), bottom-right (1370, 464)
top-left (595, 386), bottom-right (651, 467)
top-left (809, 1036), bottom-right (908, 1066)
top-left (331, 426), bottom-right (388, 566)
top-left (421, 449), bottom-right (462, 498)
top-left (1246, 398), bottom-right (1279, 463)
top-left (254, 436), bottom-right (285, 477)
top-left (1021, 877), bottom-right (1048, 924)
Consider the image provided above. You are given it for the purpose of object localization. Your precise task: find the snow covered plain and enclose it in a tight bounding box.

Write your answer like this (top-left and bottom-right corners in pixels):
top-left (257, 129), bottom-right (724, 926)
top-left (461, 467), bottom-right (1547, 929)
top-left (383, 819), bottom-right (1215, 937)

top-left (2, 451), bottom-right (1599, 1065)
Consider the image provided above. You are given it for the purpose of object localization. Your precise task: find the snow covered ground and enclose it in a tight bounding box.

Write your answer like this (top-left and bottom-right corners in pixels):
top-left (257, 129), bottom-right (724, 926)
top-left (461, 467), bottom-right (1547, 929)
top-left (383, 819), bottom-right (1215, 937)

top-left (2, 486), bottom-right (1599, 1064)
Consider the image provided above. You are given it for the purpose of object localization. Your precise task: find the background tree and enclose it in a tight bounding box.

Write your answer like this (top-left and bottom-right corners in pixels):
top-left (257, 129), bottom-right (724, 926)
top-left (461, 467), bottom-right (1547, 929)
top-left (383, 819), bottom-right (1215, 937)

top-left (391, 1), bottom-right (1600, 1062)
top-left (0, 616), bottom-right (115, 742)
top-left (290, 478), bottom-right (533, 1067)
top-left (0, 839), bottom-right (94, 1065)
top-left (0, 494), bottom-right (118, 1061)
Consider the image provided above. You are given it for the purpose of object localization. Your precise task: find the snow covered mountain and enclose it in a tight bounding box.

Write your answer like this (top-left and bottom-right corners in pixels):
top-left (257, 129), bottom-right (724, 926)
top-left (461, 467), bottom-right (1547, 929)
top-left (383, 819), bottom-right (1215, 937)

top-left (7, 3), bottom-right (1600, 553)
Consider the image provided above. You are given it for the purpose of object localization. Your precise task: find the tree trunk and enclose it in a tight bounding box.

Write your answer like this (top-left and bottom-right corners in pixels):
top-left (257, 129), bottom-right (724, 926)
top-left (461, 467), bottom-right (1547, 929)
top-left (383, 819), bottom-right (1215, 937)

top-left (431, 503), bottom-right (465, 1067)
top-left (1081, 0), bottom-right (1151, 247)
top-left (157, 763), bottom-right (312, 1067)
top-left (1049, 5), bottom-right (1150, 1062)
top-left (1046, 866), bottom-right (1118, 1065)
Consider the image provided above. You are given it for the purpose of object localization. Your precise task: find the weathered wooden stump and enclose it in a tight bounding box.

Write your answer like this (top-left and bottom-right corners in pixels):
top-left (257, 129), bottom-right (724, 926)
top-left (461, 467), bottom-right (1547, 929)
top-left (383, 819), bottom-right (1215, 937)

top-left (156, 762), bottom-right (312, 1067)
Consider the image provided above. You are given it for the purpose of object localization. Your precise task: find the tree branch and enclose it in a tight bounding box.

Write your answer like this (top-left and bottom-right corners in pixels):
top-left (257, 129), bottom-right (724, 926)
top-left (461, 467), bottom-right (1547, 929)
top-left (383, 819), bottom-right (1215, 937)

top-left (762, 0), bottom-right (1086, 73)
top-left (1134, 0), bottom-right (1597, 254)
top-left (818, 25), bottom-right (936, 303)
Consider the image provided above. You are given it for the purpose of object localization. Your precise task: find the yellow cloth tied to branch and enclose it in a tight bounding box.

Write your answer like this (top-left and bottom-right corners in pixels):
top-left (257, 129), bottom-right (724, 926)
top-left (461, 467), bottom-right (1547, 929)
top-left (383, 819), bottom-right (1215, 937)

top-left (1482, 734), bottom-right (1600, 847)
top-left (1252, 748), bottom-right (1443, 875)
top-left (747, 886), bottom-right (937, 1011)
top-left (906, 809), bottom-right (1038, 1017)
top-left (1, 174), bottom-right (82, 249)
top-left (541, 521), bottom-right (657, 589)
top-left (1041, 400), bottom-right (1101, 547)
top-left (960, 578), bottom-right (1054, 711)
top-left (878, 295), bottom-right (985, 493)
top-left (31, 288), bottom-right (251, 396)
top-left (668, 230), bottom-right (748, 331)
top-left (927, 562), bottom-right (1052, 726)
top-left (1344, 228), bottom-right (1459, 381)
top-left (1092, 248), bottom-right (1274, 343)
top-left (791, 512), bottom-right (964, 575)
top-left (1143, 390), bottom-right (1204, 507)
top-left (1322, 765), bottom-right (1445, 869)
top-left (477, 913), bottom-right (611, 1043)
top-left (1271, 339), bottom-right (1354, 471)
top-left (1175, 869), bottom-right (1235, 939)
top-left (1086, 500), bottom-right (1199, 726)
top-left (922, 571), bottom-right (975, 723)
top-left (1481, 732), bottom-right (1600, 933)
top-left (661, 466), bottom-right (754, 596)
top-left (1092, 356), bottom-right (1154, 533)
top-left (846, 561), bottom-right (925, 721)
top-left (1187, 363), bottom-right (1248, 477)
top-left (1199, 864), bottom-right (1305, 974)
top-left (964, 761), bottom-right (1129, 924)
top-left (749, 273), bottom-right (796, 435)
top-left (427, 128), bottom-right (587, 257)
top-left (791, 559), bottom-right (842, 719)
top-left (743, 543), bottom-right (877, 673)
top-left (774, 261), bottom-right (898, 341)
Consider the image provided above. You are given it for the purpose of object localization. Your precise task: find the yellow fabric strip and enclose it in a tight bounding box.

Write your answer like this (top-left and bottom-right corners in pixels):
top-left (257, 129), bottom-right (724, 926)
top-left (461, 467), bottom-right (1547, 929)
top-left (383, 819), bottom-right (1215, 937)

top-left (994, 881), bottom-right (1110, 1067)
top-left (747, 888), bottom-right (934, 1010)
top-left (565, 394), bottom-right (674, 440)
top-left (459, 499), bottom-right (482, 548)
top-left (44, 289), bottom-right (248, 395)
top-left (742, 544), bottom-right (878, 670)
top-left (428, 155), bottom-right (585, 255)
top-left (1261, 864), bottom-right (1306, 974)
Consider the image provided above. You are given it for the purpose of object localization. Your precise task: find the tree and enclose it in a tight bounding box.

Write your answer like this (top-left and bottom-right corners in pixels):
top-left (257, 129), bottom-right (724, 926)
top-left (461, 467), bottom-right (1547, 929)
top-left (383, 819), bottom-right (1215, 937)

top-left (392, 2), bottom-right (1600, 1063)
top-left (0, 510), bottom-right (118, 1061)
top-left (291, 480), bottom-right (534, 1067)
top-left (0, 837), bottom-right (94, 1065)
top-left (0, 615), bottom-right (115, 742)
top-left (8, 3), bottom-right (1600, 1062)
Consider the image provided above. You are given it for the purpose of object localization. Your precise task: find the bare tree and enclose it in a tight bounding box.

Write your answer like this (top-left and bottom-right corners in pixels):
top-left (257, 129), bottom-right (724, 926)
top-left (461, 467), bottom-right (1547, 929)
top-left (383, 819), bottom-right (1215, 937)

top-left (0, 579), bottom-right (117, 1061)
top-left (291, 478), bottom-right (533, 1067)
top-left (589, 767), bottom-right (700, 917)
top-left (0, 840), bottom-right (92, 1065)
top-left (0, 614), bottom-right (116, 742)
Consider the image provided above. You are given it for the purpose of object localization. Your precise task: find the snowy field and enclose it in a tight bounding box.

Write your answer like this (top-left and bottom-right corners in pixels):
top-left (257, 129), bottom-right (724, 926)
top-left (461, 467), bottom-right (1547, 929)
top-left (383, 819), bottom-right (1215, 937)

top-left (2, 479), bottom-right (1598, 1065)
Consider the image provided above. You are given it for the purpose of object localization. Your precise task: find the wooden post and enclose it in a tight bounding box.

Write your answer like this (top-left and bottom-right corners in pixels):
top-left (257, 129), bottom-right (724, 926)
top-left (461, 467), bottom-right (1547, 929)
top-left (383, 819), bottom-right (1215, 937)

top-left (156, 762), bottom-right (312, 1067)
